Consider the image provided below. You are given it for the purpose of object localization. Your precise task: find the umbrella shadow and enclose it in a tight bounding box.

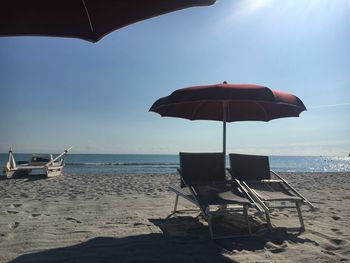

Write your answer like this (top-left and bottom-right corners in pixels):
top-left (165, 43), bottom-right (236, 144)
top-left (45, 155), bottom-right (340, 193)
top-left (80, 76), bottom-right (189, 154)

top-left (9, 233), bottom-right (234, 263)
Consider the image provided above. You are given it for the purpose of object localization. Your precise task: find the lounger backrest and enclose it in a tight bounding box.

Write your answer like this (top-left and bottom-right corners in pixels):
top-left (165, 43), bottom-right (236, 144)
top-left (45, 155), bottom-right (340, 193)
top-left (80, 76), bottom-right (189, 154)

top-left (179, 152), bottom-right (225, 187)
top-left (229, 153), bottom-right (271, 181)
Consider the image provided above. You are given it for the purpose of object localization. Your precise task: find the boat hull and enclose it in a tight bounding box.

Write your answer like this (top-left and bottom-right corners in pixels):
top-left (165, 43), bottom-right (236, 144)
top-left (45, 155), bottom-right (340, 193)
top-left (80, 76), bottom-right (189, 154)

top-left (3, 147), bottom-right (71, 179)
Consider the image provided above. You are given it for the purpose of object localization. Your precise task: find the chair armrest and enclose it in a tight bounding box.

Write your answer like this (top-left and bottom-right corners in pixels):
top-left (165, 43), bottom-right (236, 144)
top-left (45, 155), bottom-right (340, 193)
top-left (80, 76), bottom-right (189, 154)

top-left (258, 179), bottom-right (283, 183)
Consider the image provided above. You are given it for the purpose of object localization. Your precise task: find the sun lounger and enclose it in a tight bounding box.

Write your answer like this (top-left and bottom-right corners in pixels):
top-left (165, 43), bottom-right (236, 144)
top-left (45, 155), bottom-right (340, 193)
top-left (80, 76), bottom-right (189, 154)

top-left (168, 152), bottom-right (263, 239)
top-left (228, 153), bottom-right (315, 232)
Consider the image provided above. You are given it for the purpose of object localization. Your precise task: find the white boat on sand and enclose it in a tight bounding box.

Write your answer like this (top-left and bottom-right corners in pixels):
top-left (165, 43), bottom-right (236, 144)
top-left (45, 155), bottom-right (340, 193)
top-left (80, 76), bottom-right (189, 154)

top-left (3, 147), bottom-right (71, 178)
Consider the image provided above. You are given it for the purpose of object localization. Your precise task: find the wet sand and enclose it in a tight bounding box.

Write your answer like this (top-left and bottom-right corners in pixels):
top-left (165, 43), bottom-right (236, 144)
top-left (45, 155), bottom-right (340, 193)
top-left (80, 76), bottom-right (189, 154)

top-left (0, 172), bottom-right (349, 262)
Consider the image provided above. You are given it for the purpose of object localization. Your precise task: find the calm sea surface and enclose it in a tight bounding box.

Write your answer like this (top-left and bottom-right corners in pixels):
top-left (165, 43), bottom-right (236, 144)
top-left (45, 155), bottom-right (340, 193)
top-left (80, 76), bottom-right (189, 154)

top-left (0, 154), bottom-right (349, 175)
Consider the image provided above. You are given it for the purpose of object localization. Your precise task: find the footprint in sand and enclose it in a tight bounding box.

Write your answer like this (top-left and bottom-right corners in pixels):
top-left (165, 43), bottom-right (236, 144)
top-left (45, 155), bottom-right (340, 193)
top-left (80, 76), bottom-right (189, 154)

top-left (6, 210), bottom-right (19, 214)
top-left (9, 204), bottom-right (22, 209)
top-left (330, 238), bottom-right (346, 246)
top-left (30, 213), bottom-right (41, 218)
top-left (8, 222), bottom-right (20, 229)
top-left (331, 228), bottom-right (342, 234)
top-left (20, 193), bottom-right (29, 198)
top-left (65, 217), bottom-right (82, 224)
top-left (322, 250), bottom-right (336, 256)
top-left (331, 215), bottom-right (341, 221)
top-left (265, 242), bottom-right (286, 254)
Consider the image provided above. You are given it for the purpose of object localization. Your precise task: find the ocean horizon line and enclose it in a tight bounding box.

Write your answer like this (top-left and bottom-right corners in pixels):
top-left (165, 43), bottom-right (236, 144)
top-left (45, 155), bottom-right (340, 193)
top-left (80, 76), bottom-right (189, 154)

top-left (0, 152), bottom-right (348, 157)
top-left (0, 152), bottom-right (348, 158)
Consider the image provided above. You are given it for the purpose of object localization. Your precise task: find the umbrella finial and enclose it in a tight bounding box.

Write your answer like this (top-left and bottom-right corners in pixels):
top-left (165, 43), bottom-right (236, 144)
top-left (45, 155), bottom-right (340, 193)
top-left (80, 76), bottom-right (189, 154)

top-left (223, 81), bottom-right (227, 84)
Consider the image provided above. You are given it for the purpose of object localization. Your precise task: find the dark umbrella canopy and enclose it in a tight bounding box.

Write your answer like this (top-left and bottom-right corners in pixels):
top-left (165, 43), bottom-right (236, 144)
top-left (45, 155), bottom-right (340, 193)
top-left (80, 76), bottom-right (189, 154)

top-left (149, 83), bottom-right (306, 155)
top-left (0, 0), bottom-right (216, 43)
top-left (150, 83), bottom-right (306, 122)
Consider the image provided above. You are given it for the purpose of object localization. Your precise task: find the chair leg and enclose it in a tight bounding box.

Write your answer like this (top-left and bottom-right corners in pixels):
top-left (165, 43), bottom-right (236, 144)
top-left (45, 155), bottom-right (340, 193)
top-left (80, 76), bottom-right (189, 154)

top-left (173, 194), bottom-right (179, 213)
top-left (206, 206), bottom-right (254, 240)
top-left (208, 214), bottom-right (214, 240)
top-left (296, 201), bottom-right (305, 231)
top-left (165, 194), bottom-right (180, 220)
top-left (243, 205), bottom-right (251, 236)
top-left (265, 211), bottom-right (273, 232)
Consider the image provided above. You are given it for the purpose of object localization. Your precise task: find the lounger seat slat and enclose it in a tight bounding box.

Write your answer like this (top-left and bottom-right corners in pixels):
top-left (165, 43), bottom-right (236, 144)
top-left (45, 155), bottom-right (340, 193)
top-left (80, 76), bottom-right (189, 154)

top-left (168, 186), bottom-right (196, 203)
top-left (246, 181), bottom-right (302, 201)
top-left (193, 183), bottom-right (251, 205)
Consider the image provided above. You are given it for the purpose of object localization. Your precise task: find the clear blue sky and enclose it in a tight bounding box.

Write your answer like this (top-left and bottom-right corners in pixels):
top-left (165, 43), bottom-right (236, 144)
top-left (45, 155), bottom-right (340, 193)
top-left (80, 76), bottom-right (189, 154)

top-left (0, 0), bottom-right (349, 156)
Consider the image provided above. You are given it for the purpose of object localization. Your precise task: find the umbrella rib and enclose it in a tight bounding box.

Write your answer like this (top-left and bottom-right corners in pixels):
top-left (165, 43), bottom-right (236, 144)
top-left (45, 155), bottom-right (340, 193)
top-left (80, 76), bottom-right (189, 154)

top-left (81, 0), bottom-right (94, 33)
top-left (254, 102), bottom-right (269, 121)
top-left (191, 101), bottom-right (204, 120)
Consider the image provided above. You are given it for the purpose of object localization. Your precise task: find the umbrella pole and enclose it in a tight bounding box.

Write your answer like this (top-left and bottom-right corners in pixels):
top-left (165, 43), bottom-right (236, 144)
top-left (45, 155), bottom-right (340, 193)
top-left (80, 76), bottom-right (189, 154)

top-left (223, 102), bottom-right (227, 157)
top-left (221, 103), bottom-right (228, 212)
top-left (223, 119), bottom-right (226, 156)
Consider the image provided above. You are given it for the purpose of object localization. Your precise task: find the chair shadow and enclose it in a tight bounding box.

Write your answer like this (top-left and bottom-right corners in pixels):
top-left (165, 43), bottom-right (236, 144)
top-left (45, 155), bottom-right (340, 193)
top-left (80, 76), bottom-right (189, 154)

top-left (9, 233), bottom-right (235, 263)
top-left (215, 227), bottom-right (319, 253)
top-left (151, 212), bottom-right (270, 240)
top-left (151, 216), bottom-right (318, 254)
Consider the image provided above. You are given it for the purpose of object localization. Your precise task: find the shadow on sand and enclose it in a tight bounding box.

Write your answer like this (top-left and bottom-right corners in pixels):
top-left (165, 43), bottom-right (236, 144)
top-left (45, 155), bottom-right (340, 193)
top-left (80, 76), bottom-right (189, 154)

top-left (9, 216), bottom-right (318, 263)
top-left (215, 227), bottom-right (318, 253)
top-left (9, 233), bottom-right (234, 263)
top-left (0, 174), bottom-right (49, 182)
top-left (151, 216), bottom-right (318, 254)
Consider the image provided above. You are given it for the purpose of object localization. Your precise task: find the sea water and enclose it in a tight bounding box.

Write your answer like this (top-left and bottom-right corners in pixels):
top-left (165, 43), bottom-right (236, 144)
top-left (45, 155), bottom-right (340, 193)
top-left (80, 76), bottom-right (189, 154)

top-left (0, 154), bottom-right (349, 175)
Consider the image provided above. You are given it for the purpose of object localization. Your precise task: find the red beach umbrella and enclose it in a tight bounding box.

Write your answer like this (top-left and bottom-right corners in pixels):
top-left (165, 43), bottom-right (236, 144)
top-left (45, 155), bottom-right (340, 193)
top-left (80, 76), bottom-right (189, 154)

top-left (0, 0), bottom-right (216, 43)
top-left (149, 82), bottom-right (306, 155)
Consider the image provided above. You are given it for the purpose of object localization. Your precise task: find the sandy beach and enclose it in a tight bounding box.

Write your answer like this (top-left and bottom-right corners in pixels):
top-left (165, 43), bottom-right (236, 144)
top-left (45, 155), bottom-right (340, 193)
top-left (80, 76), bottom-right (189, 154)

top-left (0, 172), bottom-right (349, 262)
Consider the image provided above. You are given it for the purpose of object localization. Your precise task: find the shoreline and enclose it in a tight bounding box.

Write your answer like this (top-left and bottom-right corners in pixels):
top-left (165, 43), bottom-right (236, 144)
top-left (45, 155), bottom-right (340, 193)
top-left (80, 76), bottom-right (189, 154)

top-left (1, 154), bottom-right (349, 176)
top-left (1, 172), bottom-right (349, 262)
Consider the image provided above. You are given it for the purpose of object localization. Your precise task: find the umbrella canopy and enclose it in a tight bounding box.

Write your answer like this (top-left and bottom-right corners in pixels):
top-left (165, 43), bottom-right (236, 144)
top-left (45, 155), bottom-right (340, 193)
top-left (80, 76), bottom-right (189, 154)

top-left (0, 0), bottom-right (216, 43)
top-left (149, 82), bottom-right (306, 155)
